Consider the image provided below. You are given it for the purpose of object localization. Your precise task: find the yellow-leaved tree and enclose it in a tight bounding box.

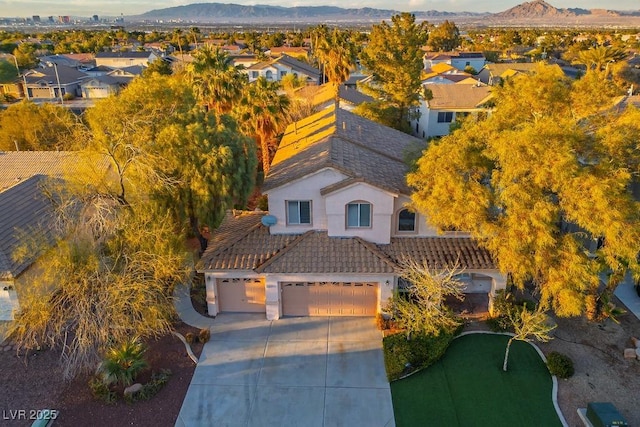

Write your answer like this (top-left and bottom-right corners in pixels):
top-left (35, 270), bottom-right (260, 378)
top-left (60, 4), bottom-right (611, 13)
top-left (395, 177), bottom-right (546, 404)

top-left (408, 63), bottom-right (640, 320)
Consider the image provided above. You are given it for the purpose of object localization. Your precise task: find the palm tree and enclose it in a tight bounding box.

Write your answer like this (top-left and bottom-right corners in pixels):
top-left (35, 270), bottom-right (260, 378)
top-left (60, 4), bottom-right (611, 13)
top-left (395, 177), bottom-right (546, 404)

top-left (576, 46), bottom-right (627, 78)
top-left (234, 77), bottom-right (290, 174)
top-left (171, 29), bottom-right (186, 59)
top-left (98, 339), bottom-right (148, 387)
top-left (315, 29), bottom-right (357, 104)
top-left (187, 45), bottom-right (248, 115)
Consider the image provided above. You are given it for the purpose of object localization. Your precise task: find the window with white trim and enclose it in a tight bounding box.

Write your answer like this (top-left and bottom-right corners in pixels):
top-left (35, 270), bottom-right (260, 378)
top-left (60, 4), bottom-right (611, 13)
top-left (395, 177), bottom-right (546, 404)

top-left (437, 111), bottom-right (454, 123)
top-left (287, 200), bottom-right (311, 225)
top-left (346, 202), bottom-right (371, 228)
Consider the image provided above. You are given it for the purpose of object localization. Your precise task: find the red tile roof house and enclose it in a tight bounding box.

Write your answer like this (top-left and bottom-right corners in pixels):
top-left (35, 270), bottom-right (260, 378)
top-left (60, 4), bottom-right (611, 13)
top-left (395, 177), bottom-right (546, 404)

top-left (198, 105), bottom-right (506, 320)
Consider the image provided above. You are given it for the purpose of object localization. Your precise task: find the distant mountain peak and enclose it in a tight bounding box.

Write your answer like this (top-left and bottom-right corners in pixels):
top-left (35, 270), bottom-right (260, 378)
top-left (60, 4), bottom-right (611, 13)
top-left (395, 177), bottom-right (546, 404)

top-left (493, 0), bottom-right (589, 18)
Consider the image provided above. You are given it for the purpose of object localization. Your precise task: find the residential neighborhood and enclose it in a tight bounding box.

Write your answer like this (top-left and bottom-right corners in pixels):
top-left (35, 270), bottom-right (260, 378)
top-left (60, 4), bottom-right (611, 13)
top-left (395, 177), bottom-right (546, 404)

top-left (1, 7), bottom-right (640, 427)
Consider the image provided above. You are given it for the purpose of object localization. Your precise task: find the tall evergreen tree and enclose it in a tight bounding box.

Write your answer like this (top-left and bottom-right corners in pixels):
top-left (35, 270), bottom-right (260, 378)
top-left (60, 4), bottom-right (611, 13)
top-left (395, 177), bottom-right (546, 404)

top-left (360, 13), bottom-right (428, 131)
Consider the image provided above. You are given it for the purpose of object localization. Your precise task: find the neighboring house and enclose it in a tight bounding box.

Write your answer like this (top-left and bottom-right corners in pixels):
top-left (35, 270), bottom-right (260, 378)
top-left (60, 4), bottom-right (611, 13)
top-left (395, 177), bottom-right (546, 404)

top-left (477, 62), bottom-right (539, 85)
top-left (295, 83), bottom-right (374, 112)
top-left (267, 46), bottom-right (310, 61)
top-left (22, 64), bottom-right (87, 100)
top-left (83, 65), bottom-right (114, 77)
top-left (451, 52), bottom-right (486, 72)
top-left (0, 151), bottom-right (111, 328)
top-left (39, 53), bottom-right (96, 69)
top-left (0, 152), bottom-right (80, 323)
top-left (0, 175), bottom-right (53, 322)
top-left (198, 105), bottom-right (505, 320)
top-left (80, 73), bottom-right (132, 98)
top-left (423, 52), bottom-right (486, 72)
top-left (229, 54), bottom-right (260, 69)
top-left (422, 63), bottom-right (479, 85)
top-left (95, 51), bottom-right (158, 68)
top-left (413, 84), bottom-right (492, 139)
top-left (244, 54), bottom-right (321, 85)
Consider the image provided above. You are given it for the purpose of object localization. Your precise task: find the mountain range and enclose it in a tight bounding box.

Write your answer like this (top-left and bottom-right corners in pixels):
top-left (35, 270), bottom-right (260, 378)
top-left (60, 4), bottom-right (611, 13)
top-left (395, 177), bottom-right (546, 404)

top-left (136, 0), bottom-right (640, 23)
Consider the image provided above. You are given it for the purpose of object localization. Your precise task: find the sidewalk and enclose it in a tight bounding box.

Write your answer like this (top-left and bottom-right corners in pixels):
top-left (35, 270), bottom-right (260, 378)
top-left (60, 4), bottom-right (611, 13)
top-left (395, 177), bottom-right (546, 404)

top-left (173, 283), bottom-right (216, 330)
top-left (614, 273), bottom-right (640, 320)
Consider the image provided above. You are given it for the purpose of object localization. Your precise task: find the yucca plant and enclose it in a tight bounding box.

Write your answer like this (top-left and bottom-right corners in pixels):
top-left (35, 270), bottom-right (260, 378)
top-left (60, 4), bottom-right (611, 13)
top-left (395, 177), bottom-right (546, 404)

top-left (98, 338), bottom-right (149, 387)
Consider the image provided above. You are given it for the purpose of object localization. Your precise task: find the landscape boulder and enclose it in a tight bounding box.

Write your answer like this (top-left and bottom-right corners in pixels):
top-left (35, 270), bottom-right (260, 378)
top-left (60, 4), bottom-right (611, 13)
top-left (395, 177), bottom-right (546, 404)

top-left (124, 383), bottom-right (143, 396)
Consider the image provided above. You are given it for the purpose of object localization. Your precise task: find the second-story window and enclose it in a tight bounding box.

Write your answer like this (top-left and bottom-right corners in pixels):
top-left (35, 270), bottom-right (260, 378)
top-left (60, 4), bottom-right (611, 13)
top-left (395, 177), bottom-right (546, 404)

top-left (287, 200), bottom-right (311, 225)
top-left (346, 202), bottom-right (371, 228)
top-left (398, 209), bottom-right (416, 232)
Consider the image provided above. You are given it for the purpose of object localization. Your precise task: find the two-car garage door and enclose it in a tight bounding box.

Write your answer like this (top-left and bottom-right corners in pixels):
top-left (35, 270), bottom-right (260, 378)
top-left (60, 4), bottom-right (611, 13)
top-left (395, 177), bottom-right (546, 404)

top-left (281, 282), bottom-right (378, 316)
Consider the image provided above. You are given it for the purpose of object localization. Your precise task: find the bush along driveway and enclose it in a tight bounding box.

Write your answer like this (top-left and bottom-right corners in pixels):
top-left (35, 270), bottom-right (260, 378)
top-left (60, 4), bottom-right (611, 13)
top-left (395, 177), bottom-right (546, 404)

top-left (390, 333), bottom-right (564, 427)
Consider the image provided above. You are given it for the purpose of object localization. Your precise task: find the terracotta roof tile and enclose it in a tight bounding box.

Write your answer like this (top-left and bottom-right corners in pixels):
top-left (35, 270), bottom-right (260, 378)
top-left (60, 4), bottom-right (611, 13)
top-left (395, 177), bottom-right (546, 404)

top-left (199, 211), bottom-right (298, 271)
top-left (380, 237), bottom-right (495, 270)
top-left (427, 84), bottom-right (492, 110)
top-left (198, 212), bottom-right (496, 274)
top-left (256, 231), bottom-right (396, 274)
top-left (263, 105), bottom-right (423, 195)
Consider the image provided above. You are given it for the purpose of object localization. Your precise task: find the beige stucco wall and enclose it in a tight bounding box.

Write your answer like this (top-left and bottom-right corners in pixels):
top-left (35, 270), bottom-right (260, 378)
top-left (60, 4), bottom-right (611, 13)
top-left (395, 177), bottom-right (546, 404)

top-left (266, 168), bottom-right (348, 234)
top-left (324, 182), bottom-right (396, 244)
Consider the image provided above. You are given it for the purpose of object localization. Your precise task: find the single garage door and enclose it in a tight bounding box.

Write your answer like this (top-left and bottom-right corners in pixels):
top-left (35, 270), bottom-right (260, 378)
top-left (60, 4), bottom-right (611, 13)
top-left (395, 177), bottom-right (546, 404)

top-left (281, 282), bottom-right (377, 316)
top-left (217, 278), bottom-right (266, 313)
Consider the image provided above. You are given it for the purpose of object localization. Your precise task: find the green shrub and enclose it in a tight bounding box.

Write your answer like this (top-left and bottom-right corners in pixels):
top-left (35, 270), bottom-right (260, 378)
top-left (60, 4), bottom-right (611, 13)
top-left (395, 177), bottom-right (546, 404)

top-left (546, 351), bottom-right (574, 379)
top-left (62, 92), bottom-right (75, 101)
top-left (124, 369), bottom-right (172, 403)
top-left (185, 332), bottom-right (195, 344)
top-left (257, 195), bottom-right (268, 211)
top-left (199, 328), bottom-right (211, 343)
top-left (98, 338), bottom-right (149, 387)
top-left (383, 327), bottom-right (460, 381)
top-left (88, 376), bottom-right (116, 403)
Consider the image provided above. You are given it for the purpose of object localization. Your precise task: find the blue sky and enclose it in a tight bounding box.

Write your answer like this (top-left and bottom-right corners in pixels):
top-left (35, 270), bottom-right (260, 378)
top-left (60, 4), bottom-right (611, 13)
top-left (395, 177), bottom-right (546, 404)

top-left (1, 0), bottom-right (639, 18)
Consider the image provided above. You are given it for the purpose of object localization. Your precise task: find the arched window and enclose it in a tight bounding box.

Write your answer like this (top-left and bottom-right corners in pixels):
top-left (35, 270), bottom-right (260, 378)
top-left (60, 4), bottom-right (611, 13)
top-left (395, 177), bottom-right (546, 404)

top-left (398, 209), bottom-right (416, 232)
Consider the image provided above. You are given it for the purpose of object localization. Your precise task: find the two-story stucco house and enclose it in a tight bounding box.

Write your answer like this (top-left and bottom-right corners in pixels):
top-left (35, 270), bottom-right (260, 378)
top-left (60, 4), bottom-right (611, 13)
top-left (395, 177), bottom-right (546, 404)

top-left (243, 54), bottom-right (321, 85)
top-left (198, 105), bottom-right (505, 320)
top-left (412, 83), bottom-right (492, 139)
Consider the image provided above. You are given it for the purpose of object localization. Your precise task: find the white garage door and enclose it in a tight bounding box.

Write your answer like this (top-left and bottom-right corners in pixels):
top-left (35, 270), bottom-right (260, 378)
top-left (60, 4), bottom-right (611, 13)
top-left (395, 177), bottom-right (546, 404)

top-left (281, 282), bottom-right (377, 316)
top-left (217, 278), bottom-right (266, 313)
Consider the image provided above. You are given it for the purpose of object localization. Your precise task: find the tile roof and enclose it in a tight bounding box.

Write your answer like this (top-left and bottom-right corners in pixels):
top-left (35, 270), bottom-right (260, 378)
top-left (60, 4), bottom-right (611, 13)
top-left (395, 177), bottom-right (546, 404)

top-left (0, 176), bottom-right (57, 280)
top-left (257, 231), bottom-right (396, 274)
top-left (245, 55), bottom-right (320, 78)
top-left (198, 212), bottom-right (496, 274)
top-left (263, 105), bottom-right (423, 195)
top-left (300, 83), bottom-right (374, 108)
top-left (24, 64), bottom-right (88, 85)
top-left (273, 54), bottom-right (320, 77)
top-left (95, 51), bottom-right (154, 58)
top-left (427, 84), bottom-right (492, 110)
top-left (199, 211), bottom-right (298, 271)
top-left (0, 151), bottom-right (81, 192)
top-left (483, 63), bottom-right (539, 75)
top-left (380, 237), bottom-right (495, 270)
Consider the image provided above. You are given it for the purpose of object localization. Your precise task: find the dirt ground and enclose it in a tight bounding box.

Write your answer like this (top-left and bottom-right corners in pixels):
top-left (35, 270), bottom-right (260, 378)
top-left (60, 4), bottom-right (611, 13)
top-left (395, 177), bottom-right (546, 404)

top-left (1, 294), bottom-right (638, 426)
top-left (541, 298), bottom-right (640, 427)
top-left (0, 322), bottom-right (203, 427)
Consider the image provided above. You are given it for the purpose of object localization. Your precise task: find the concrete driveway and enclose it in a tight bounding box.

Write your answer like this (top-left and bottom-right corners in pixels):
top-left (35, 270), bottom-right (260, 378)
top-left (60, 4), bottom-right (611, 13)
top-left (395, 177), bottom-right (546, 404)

top-left (175, 314), bottom-right (395, 427)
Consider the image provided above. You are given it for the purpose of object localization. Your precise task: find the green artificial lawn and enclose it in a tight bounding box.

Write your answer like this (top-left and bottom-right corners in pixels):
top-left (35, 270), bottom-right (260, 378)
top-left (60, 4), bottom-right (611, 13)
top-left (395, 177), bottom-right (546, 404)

top-left (391, 333), bottom-right (563, 427)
